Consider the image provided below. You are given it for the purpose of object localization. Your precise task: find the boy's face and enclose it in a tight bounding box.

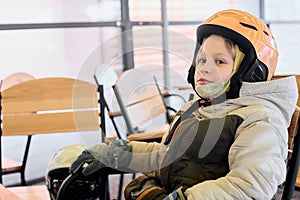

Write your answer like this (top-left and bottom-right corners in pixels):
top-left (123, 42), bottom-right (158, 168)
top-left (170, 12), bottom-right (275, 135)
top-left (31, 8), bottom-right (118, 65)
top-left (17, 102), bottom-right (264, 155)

top-left (194, 35), bottom-right (235, 87)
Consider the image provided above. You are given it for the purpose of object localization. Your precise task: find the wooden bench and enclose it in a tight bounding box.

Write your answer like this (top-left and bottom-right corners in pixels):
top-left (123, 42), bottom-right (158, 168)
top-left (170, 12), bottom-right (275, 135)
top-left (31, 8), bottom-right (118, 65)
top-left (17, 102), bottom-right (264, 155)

top-left (7, 185), bottom-right (49, 200)
top-left (0, 184), bottom-right (22, 200)
top-left (0, 77), bottom-right (99, 189)
top-left (0, 184), bottom-right (49, 200)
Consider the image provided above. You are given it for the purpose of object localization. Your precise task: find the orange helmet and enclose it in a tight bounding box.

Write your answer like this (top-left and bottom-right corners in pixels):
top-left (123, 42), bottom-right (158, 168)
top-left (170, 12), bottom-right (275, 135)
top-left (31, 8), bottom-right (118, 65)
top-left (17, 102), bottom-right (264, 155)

top-left (187, 9), bottom-right (278, 99)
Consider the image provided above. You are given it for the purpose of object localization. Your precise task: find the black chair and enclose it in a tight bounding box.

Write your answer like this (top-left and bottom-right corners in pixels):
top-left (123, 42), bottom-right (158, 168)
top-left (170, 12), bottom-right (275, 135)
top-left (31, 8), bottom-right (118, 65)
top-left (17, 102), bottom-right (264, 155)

top-left (113, 68), bottom-right (176, 142)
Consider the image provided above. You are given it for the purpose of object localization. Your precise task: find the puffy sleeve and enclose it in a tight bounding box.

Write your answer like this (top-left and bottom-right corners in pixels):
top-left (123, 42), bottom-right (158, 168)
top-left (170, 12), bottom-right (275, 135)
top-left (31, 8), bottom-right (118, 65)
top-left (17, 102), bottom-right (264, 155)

top-left (127, 99), bottom-right (198, 173)
top-left (127, 140), bottom-right (164, 172)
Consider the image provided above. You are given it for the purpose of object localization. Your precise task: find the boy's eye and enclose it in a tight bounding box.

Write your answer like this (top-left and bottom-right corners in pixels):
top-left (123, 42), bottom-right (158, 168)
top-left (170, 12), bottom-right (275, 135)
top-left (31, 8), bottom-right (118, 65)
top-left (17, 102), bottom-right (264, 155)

top-left (198, 58), bottom-right (206, 64)
top-left (216, 59), bottom-right (226, 64)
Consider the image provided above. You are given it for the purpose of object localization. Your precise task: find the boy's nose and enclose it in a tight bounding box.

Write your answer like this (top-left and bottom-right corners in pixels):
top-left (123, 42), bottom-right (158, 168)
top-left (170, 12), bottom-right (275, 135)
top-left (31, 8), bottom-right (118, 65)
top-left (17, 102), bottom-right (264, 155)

top-left (196, 62), bottom-right (213, 74)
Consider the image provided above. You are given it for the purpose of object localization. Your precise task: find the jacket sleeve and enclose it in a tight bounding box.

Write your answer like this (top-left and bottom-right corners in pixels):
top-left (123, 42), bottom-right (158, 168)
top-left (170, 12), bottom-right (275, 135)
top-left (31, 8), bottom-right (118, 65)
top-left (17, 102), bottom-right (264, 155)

top-left (184, 120), bottom-right (288, 200)
top-left (126, 100), bottom-right (197, 173)
top-left (127, 135), bottom-right (167, 173)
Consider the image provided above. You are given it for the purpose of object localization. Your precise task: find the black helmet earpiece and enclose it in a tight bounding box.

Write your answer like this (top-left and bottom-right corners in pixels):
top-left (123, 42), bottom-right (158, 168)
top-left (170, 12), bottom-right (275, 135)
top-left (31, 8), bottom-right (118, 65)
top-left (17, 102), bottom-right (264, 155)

top-left (187, 64), bottom-right (195, 88)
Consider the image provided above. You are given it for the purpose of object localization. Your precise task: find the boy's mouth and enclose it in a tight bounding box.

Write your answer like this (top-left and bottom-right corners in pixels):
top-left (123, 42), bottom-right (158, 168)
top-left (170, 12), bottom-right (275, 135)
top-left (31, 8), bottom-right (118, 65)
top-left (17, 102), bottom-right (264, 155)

top-left (197, 78), bottom-right (213, 85)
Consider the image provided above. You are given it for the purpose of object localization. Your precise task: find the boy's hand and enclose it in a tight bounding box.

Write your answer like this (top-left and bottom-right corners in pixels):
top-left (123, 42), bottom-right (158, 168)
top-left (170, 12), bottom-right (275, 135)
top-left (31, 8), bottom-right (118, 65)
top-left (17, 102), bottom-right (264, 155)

top-left (69, 139), bottom-right (132, 176)
top-left (69, 147), bottom-right (105, 176)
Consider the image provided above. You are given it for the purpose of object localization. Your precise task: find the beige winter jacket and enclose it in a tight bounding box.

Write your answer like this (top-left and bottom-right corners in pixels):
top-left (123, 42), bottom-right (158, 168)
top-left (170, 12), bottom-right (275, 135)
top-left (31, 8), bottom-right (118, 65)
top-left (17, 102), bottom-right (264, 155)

top-left (127, 76), bottom-right (298, 200)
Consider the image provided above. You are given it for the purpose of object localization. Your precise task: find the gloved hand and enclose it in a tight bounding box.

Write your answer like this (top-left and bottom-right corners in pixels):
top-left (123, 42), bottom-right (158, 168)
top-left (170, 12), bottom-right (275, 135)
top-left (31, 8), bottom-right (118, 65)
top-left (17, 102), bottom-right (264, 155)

top-left (69, 149), bottom-right (102, 175)
top-left (125, 175), bottom-right (167, 200)
top-left (163, 187), bottom-right (187, 200)
top-left (69, 139), bottom-right (132, 176)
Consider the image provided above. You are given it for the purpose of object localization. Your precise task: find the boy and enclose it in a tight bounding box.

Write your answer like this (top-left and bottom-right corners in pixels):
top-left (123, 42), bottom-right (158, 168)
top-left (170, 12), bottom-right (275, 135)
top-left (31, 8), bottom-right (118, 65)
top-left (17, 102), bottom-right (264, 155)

top-left (70, 9), bottom-right (298, 199)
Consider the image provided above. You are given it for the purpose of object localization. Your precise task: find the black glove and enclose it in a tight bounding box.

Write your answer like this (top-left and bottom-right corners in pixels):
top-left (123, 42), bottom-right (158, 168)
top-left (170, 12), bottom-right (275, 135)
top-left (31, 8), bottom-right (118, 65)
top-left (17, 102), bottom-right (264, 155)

top-left (70, 139), bottom-right (132, 176)
top-left (69, 149), bottom-right (103, 175)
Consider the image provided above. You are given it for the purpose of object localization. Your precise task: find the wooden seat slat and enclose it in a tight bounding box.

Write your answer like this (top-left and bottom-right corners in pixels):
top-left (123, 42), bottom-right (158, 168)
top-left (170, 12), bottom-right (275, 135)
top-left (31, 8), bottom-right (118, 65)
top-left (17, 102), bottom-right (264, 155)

top-left (2, 158), bottom-right (22, 173)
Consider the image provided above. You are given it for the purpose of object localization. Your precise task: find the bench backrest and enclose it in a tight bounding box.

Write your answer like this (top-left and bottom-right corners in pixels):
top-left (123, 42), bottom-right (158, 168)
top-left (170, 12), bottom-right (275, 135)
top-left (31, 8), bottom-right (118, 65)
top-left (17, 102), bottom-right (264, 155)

top-left (1, 77), bottom-right (99, 136)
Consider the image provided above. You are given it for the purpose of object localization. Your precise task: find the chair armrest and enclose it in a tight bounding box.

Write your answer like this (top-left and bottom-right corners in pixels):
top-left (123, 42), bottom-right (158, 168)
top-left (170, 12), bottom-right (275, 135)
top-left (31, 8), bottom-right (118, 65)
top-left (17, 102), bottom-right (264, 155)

top-left (127, 130), bottom-right (166, 141)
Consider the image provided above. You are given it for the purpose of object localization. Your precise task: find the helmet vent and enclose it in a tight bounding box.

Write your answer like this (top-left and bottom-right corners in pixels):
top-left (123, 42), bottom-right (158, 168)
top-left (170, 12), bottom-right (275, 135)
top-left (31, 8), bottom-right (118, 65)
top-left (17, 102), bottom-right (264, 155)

top-left (240, 22), bottom-right (257, 31)
top-left (263, 31), bottom-right (269, 36)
